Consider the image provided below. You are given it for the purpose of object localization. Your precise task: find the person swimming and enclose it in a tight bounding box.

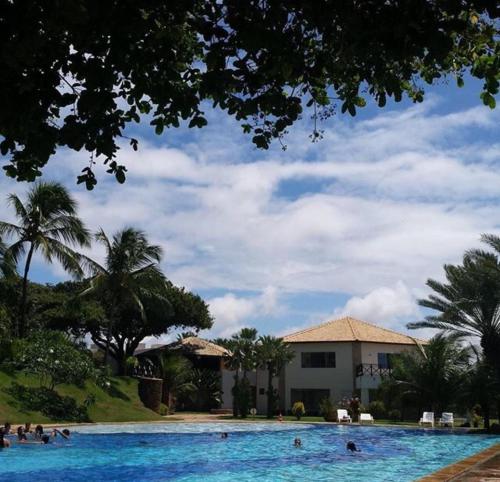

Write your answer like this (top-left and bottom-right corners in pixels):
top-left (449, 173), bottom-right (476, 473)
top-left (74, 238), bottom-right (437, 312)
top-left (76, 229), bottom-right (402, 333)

top-left (294, 437), bottom-right (302, 448)
top-left (17, 426), bottom-right (27, 442)
top-left (34, 424), bottom-right (44, 440)
top-left (3, 422), bottom-right (12, 435)
top-left (53, 428), bottom-right (71, 439)
top-left (41, 434), bottom-right (50, 444)
top-left (346, 441), bottom-right (360, 452)
top-left (220, 432), bottom-right (228, 439)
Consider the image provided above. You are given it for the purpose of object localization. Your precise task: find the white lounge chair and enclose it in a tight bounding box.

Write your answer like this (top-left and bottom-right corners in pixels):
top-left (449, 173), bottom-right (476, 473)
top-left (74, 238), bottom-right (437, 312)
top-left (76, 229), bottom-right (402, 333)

top-left (419, 411), bottom-right (434, 427)
top-left (438, 412), bottom-right (454, 427)
top-left (337, 409), bottom-right (352, 423)
top-left (359, 413), bottom-right (374, 424)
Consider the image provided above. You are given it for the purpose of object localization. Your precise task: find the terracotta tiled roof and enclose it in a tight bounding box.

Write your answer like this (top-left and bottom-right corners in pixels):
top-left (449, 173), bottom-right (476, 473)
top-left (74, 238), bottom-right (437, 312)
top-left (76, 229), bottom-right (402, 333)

top-left (135, 336), bottom-right (230, 357)
top-left (283, 316), bottom-right (426, 345)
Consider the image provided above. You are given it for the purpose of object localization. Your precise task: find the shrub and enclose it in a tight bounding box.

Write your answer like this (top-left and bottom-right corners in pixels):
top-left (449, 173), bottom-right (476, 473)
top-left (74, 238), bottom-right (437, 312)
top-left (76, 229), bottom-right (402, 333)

top-left (7, 383), bottom-right (91, 422)
top-left (368, 400), bottom-right (386, 419)
top-left (14, 331), bottom-right (96, 389)
top-left (292, 401), bottom-right (305, 420)
top-left (388, 409), bottom-right (401, 421)
top-left (348, 397), bottom-right (362, 422)
top-left (319, 397), bottom-right (337, 422)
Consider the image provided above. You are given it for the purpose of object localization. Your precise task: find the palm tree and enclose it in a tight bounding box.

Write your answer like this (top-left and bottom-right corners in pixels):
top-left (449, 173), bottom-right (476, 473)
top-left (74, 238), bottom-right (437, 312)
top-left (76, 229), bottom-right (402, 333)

top-left (0, 237), bottom-right (16, 278)
top-left (157, 352), bottom-right (195, 412)
top-left (390, 333), bottom-right (470, 416)
top-left (408, 236), bottom-right (500, 379)
top-left (0, 182), bottom-right (90, 337)
top-left (257, 335), bottom-right (295, 418)
top-left (82, 227), bottom-right (170, 371)
top-left (223, 328), bottom-right (258, 417)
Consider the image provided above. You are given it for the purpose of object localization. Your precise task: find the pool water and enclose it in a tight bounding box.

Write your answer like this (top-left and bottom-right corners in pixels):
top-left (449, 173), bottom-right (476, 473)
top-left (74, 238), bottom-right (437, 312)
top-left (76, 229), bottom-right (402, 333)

top-left (1, 422), bottom-right (499, 481)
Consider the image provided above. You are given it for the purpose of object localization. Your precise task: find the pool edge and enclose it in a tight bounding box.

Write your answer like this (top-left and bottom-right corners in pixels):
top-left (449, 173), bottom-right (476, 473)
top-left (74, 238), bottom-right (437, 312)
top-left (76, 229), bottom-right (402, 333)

top-left (416, 442), bottom-right (500, 481)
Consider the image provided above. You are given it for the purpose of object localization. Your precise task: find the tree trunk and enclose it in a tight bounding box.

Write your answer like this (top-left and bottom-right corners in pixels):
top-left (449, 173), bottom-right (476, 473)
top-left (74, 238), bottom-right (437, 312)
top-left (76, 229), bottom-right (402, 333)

top-left (484, 404), bottom-right (491, 430)
top-left (232, 372), bottom-right (240, 417)
top-left (266, 364), bottom-right (274, 419)
top-left (19, 243), bottom-right (35, 338)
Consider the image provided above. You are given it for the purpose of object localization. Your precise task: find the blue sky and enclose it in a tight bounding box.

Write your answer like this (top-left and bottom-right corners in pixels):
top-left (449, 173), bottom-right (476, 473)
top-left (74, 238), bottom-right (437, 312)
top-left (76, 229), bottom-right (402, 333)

top-left (1, 76), bottom-right (499, 343)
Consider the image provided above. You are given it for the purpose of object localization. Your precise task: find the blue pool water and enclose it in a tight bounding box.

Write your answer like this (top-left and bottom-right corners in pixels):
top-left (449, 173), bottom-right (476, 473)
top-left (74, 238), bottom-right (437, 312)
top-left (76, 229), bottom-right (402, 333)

top-left (1, 422), bottom-right (499, 481)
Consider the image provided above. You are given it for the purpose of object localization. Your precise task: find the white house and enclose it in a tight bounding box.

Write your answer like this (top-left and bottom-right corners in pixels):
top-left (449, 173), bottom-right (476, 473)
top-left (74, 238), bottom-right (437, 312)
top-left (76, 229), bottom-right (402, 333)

top-left (280, 316), bottom-right (426, 411)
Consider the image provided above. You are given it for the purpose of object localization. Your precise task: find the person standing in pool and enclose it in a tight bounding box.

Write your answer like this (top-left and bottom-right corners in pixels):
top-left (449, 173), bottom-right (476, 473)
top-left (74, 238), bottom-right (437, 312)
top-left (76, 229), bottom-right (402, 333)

top-left (0, 428), bottom-right (11, 448)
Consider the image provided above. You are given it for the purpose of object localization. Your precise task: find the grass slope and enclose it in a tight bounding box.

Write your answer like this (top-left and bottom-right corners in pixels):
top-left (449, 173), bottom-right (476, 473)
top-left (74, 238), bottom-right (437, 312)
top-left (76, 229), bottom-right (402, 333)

top-left (0, 370), bottom-right (164, 424)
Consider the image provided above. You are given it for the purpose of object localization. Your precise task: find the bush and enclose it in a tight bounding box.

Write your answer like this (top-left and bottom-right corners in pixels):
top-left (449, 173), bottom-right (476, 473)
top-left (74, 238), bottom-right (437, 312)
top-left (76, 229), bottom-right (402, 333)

top-left (319, 397), bottom-right (337, 422)
top-left (388, 409), bottom-right (401, 421)
top-left (348, 397), bottom-right (362, 422)
top-left (368, 400), bottom-right (386, 419)
top-left (14, 331), bottom-right (96, 389)
top-left (6, 383), bottom-right (91, 422)
top-left (292, 401), bottom-right (305, 420)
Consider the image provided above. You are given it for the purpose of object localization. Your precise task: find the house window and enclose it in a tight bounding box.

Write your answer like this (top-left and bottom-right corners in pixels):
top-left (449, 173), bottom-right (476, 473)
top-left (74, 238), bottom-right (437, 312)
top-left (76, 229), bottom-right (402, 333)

top-left (301, 352), bottom-right (336, 368)
top-left (378, 353), bottom-right (393, 369)
top-left (291, 389), bottom-right (330, 414)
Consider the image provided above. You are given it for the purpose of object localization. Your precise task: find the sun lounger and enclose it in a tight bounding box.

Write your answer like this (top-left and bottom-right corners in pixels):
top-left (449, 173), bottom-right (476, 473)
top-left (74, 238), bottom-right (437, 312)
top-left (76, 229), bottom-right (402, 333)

top-left (438, 412), bottom-right (454, 427)
top-left (359, 413), bottom-right (374, 424)
top-left (419, 411), bottom-right (434, 427)
top-left (337, 409), bottom-right (352, 423)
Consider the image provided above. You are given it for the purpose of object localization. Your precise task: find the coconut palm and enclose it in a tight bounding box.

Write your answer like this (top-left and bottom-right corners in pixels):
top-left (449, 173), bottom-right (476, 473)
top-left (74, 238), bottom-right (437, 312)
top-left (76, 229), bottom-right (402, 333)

top-left (82, 227), bottom-right (170, 370)
top-left (0, 182), bottom-right (90, 337)
top-left (408, 237), bottom-right (500, 379)
top-left (0, 237), bottom-right (16, 278)
top-left (257, 335), bottom-right (295, 418)
top-left (390, 333), bottom-right (470, 415)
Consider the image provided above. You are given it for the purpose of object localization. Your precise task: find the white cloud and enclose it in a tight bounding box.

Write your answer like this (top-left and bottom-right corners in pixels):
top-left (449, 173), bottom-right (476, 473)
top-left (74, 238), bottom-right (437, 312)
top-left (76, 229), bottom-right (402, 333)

top-left (206, 286), bottom-right (281, 337)
top-left (334, 281), bottom-right (420, 329)
top-left (1, 97), bottom-right (499, 337)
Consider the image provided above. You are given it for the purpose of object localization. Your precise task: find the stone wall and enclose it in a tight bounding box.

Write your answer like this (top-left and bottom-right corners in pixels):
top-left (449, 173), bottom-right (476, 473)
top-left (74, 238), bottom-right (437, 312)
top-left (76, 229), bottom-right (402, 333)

top-left (137, 377), bottom-right (163, 413)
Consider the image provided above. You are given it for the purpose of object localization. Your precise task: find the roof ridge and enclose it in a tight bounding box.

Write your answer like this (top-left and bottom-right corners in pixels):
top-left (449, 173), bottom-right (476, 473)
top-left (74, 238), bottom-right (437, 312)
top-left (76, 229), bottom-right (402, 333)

top-left (284, 317), bottom-right (342, 339)
top-left (284, 315), bottom-right (427, 344)
top-left (346, 316), bottom-right (425, 343)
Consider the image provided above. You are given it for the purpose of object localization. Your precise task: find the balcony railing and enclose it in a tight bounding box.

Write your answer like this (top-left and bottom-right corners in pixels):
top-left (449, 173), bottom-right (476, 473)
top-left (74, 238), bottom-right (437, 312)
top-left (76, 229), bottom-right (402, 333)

top-left (355, 363), bottom-right (392, 377)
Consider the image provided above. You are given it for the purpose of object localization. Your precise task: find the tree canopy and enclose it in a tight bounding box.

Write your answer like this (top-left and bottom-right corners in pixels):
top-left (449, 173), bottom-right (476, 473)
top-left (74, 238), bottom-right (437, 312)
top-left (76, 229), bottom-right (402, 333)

top-left (0, 1), bottom-right (498, 187)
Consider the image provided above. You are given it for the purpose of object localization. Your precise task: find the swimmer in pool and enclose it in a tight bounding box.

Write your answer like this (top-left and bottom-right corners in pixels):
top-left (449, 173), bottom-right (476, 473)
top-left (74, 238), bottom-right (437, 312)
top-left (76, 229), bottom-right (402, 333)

top-left (294, 437), bottom-right (302, 448)
top-left (346, 441), bottom-right (361, 452)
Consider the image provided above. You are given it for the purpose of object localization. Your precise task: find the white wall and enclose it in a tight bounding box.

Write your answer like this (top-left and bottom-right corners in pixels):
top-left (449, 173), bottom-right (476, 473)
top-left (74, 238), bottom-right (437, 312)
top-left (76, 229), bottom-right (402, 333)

top-left (283, 342), bottom-right (354, 410)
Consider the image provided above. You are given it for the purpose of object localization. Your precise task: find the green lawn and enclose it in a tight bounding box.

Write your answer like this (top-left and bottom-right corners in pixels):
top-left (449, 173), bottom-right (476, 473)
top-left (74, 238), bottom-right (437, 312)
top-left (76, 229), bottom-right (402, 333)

top-left (0, 370), bottom-right (165, 424)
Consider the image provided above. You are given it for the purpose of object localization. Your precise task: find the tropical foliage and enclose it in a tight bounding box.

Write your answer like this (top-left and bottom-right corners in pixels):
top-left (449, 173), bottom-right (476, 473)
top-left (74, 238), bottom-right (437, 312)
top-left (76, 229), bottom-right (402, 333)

top-left (257, 335), bottom-right (295, 419)
top-left (408, 234), bottom-right (500, 429)
top-left (13, 331), bottom-right (96, 390)
top-left (0, 182), bottom-right (90, 337)
top-left (1, 2), bottom-right (498, 186)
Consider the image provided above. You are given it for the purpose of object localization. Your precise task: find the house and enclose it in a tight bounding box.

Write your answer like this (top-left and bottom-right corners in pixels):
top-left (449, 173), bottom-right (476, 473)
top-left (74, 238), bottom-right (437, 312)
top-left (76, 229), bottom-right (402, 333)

top-left (135, 336), bottom-right (234, 410)
top-left (280, 316), bottom-right (425, 412)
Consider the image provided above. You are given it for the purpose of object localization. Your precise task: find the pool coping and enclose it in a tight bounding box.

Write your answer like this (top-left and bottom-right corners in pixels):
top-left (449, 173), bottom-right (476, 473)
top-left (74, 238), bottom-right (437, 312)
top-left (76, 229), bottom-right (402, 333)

top-left (417, 443), bottom-right (500, 481)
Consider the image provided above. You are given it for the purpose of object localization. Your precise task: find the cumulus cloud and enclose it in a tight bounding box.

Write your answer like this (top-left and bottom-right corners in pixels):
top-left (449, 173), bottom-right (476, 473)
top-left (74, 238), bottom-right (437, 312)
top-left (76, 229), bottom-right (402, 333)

top-left (334, 281), bottom-right (420, 329)
top-left (206, 286), bottom-right (281, 337)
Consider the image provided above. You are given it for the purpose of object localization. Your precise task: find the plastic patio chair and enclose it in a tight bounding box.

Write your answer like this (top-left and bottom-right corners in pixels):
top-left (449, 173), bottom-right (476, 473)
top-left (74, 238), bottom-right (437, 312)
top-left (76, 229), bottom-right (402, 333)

top-left (419, 412), bottom-right (434, 427)
top-left (359, 413), bottom-right (374, 424)
top-left (337, 409), bottom-right (352, 423)
top-left (438, 412), bottom-right (454, 427)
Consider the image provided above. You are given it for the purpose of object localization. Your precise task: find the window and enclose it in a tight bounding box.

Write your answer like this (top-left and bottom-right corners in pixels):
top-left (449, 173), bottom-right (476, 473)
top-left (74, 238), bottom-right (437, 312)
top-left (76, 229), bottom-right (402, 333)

top-left (378, 353), bottom-right (394, 369)
top-left (301, 352), bottom-right (336, 368)
top-left (291, 389), bottom-right (330, 414)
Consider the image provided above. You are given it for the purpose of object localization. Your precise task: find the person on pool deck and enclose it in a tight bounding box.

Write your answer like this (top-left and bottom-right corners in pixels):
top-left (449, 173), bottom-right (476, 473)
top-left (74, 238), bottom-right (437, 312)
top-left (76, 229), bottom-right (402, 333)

top-left (294, 437), bottom-right (302, 448)
top-left (346, 441), bottom-right (361, 453)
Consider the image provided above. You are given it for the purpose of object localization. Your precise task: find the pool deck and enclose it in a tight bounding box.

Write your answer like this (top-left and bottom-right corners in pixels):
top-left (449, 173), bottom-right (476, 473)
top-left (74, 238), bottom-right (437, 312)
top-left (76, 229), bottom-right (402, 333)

top-left (418, 443), bottom-right (500, 481)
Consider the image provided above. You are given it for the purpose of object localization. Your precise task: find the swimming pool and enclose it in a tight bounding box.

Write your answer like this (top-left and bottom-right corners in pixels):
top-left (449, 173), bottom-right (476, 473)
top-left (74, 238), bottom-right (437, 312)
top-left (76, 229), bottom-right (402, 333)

top-left (1, 422), bottom-right (499, 481)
